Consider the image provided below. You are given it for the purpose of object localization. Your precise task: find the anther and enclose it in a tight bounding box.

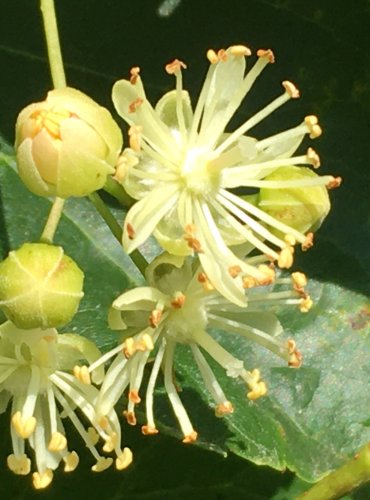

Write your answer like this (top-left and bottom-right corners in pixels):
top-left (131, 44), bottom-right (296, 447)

top-left (92, 457), bottom-right (113, 472)
top-left (123, 410), bottom-right (137, 426)
top-left (247, 381), bottom-right (267, 400)
top-left (184, 236), bottom-right (203, 253)
top-left (215, 401), bottom-right (234, 417)
top-left (103, 432), bottom-right (118, 452)
top-left (142, 424), bottom-right (159, 435)
top-left (242, 276), bottom-right (257, 289)
top-left (182, 431), bottom-right (198, 443)
top-left (304, 115), bottom-right (322, 139)
top-left (149, 309), bottom-right (162, 328)
top-left (278, 246), bottom-right (294, 269)
top-left (130, 66), bottom-right (141, 84)
top-left (116, 448), bottom-right (133, 471)
top-left (291, 271), bottom-right (307, 291)
top-left (206, 49), bottom-right (218, 64)
top-left (142, 333), bottom-right (154, 350)
top-left (302, 232), bottom-right (314, 251)
top-left (73, 365), bottom-right (91, 385)
top-left (128, 98), bottom-right (144, 113)
top-left (197, 272), bottom-right (214, 291)
top-left (7, 454), bottom-right (31, 475)
top-left (307, 147), bottom-right (321, 168)
top-left (228, 265), bottom-right (242, 278)
top-left (123, 337), bottom-right (135, 357)
top-left (229, 45), bottom-right (252, 57)
top-left (300, 296), bottom-right (313, 313)
top-left (63, 451), bottom-right (79, 472)
top-left (165, 59), bottom-right (187, 74)
top-left (32, 470), bottom-right (53, 489)
top-left (282, 81), bottom-right (300, 99)
top-left (11, 412), bottom-right (36, 439)
top-left (257, 264), bottom-right (275, 285)
top-left (126, 222), bottom-right (136, 240)
top-left (326, 176), bottom-right (342, 189)
top-left (128, 390), bottom-right (141, 404)
top-left (128, 125), bottom-right (143, 152)
top-left (284, 234), bottom-right (296, 246)
top-left (287, 339), bottom-right (303, 367)
top-left (88, 427), bottom-right (100, 445)
top-left (48, 432), bottom-right (67, 452)
top-left (256, 49), bottom-right (275, 63)
top-left (217, 49), bottom-right (228, 61)
top-left (171, 292), bottom-right (186, 309)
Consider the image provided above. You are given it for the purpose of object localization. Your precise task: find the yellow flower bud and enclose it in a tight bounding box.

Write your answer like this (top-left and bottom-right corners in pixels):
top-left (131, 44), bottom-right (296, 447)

top-left (0, 243), bottom-right (84, 329)
top-left (15, 87), bottom-right (123, 198)
top-left (257, 166), bottom-right (331, 236)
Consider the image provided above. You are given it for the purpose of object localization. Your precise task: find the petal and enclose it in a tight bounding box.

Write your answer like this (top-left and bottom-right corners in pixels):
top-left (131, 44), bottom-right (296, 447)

top-left (122, 184), bottom-right (179, 253)
top-left (155, 89), bottom-right (193, 131)
top-left (112, 287), bottom-right (169, 310)
top-left (112, 80), bottom-right (179, 162)
top-left (16, 139), bottom-right (55, 197)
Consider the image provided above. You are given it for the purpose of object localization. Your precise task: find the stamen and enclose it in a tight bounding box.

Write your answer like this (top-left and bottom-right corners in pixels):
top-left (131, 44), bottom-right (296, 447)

top-left (116, 447), bottom-right (133, 470)
top-left (128, 98), bottom-right (144, 113)
top-left (228, 265), bottom-right (242, 278)
top-left (304, 115), bottom-right (322, 139)
top-left (126, 222), bottom-right (136, 240)
top-left (128, 390), bottom-right (141, 404)
top-left (11, 412), bottom-right (36, 439)
top-left (245, 368), bottom-right (267, 400)
top-left (92, 457), bottom-right (113, 472)
top-left (103, 431), bottom-right (118, 452)
top-left (63, 451), bottom-right (79, 472)
top-left (197, 272), bottom-right (214, 291)
top-left (142, 425), bottom-right (159, 435)
top-left (282, 80), bottom-right (300, 98)
top-left (256, 48), bottom-right (275, 63)
top-left (130, 66), bottom-right (141, 85)
top-left (171, 292), bottom-right (186, 308)
top-left (149, 309), bottom-right (163, 328)
top-left (7, 454), bottom-right (31, 475)
top-left (48, 431), bottom-right (67, 452)
top-left (300, 296), bottom-right (313, 313)
top-left (302, 232), bottom-right (314, 251)
top-left (165, 59), bottom-right (187, 74)
top-left (287, 339), bottom-right (303, 367)
top-left (229, 45), bottom-right (252, 56)
top-left (73, 365), bottom-right (91, 385)
top-left (307, 147), bottom-right (321, 168)
top-left (206, 49), bottom-right (218, 64)
top-left (327, 177), bottom-right (342, 189)
top-left (215, 402), bottom-right (234, 417)
top-left (123, 410), bottom-right (137, 426)
top-left (277, 246), bottom-right (294, 269)
top-left (128, 125), bottom-right (143, 151)
top-left (217, 48), bottom-right (228, 62)
top-left (291, 272), bottom-right (307, 292)
top-left (32, 469), bottom-right (53, 490)
top-left (182, 431), bottom-right (198, 443)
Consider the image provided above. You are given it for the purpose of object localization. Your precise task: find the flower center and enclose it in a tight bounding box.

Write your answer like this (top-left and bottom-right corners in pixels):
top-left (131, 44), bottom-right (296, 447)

top-left (165, 295), bottom-right (207, 343)
top-left (180, 148), bottom-right (221, 195)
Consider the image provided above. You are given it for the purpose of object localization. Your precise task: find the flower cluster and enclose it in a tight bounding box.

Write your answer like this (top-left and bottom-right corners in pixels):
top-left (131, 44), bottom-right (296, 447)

top-left (6, 42), bottom-right (340, 488)
top-left (113, 45), bottom-right (340, 305)
top-left (93, 253), bottom-right (305, 441)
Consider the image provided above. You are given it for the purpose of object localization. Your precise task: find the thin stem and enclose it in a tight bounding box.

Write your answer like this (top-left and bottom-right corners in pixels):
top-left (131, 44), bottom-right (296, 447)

top-left (88, 192), bottom-right (147, 277)
top-left (103, 176), bottom-right (135, 208)
top-left (297, 443), bottom-right (370, 500)
top-left (40, 197), bottom-right (65, 243)
top-left (40, 0), bottom-right (66, 89)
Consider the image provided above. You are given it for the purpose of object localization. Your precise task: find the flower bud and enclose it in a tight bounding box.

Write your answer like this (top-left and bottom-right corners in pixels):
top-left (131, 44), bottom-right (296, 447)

top-left (257, 166), bottom-right (331, 235)
top-left (15, 87), bottom-right (123, 198)
top-left (0, 243), bottom-right (84, 329)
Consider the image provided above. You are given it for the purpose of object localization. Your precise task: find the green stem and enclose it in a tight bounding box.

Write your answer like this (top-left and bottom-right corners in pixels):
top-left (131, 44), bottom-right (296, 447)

top-left (297, 443), bottom-right (370, 500)
top-left (40, 0), bottom-right (66, 89)
top-left (88, 192), bottom-right (148, 277)
top-left (40, 197), bottom-right (65, 243)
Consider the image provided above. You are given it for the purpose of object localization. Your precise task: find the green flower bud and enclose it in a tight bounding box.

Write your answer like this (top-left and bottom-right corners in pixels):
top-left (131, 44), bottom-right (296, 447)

top-left (0, 243), bottom-right (84, 329)
top-left (15, 87), bottom-right (123, 198)
top-left (257, 166), bottom-right (331, 236)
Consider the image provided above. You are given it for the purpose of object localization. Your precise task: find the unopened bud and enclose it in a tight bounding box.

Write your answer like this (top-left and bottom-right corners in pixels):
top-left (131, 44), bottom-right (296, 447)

top-left (15, 87), bottom-right (123, 198)
top-left (257, 166), bottom-right (330, 236)
top-left (0, 243), bottom-right (84, 329)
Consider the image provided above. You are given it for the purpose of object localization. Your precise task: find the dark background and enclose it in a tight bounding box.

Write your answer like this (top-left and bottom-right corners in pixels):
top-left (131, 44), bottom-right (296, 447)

top-left (0, 0), bottom-right (369, 498)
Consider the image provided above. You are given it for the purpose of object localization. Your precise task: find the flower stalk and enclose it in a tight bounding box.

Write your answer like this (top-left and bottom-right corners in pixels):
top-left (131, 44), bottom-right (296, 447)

top-left (40, 0), bottom-right (66, 89)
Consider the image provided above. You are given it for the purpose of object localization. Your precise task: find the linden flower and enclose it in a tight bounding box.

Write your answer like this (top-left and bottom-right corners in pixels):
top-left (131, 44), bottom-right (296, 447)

top-left (0, 322), bottom-right (132, 490)
top-left (112, 45), bottom-right (341, 306)
top-left (92, 253), bottom-right (306, 443)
